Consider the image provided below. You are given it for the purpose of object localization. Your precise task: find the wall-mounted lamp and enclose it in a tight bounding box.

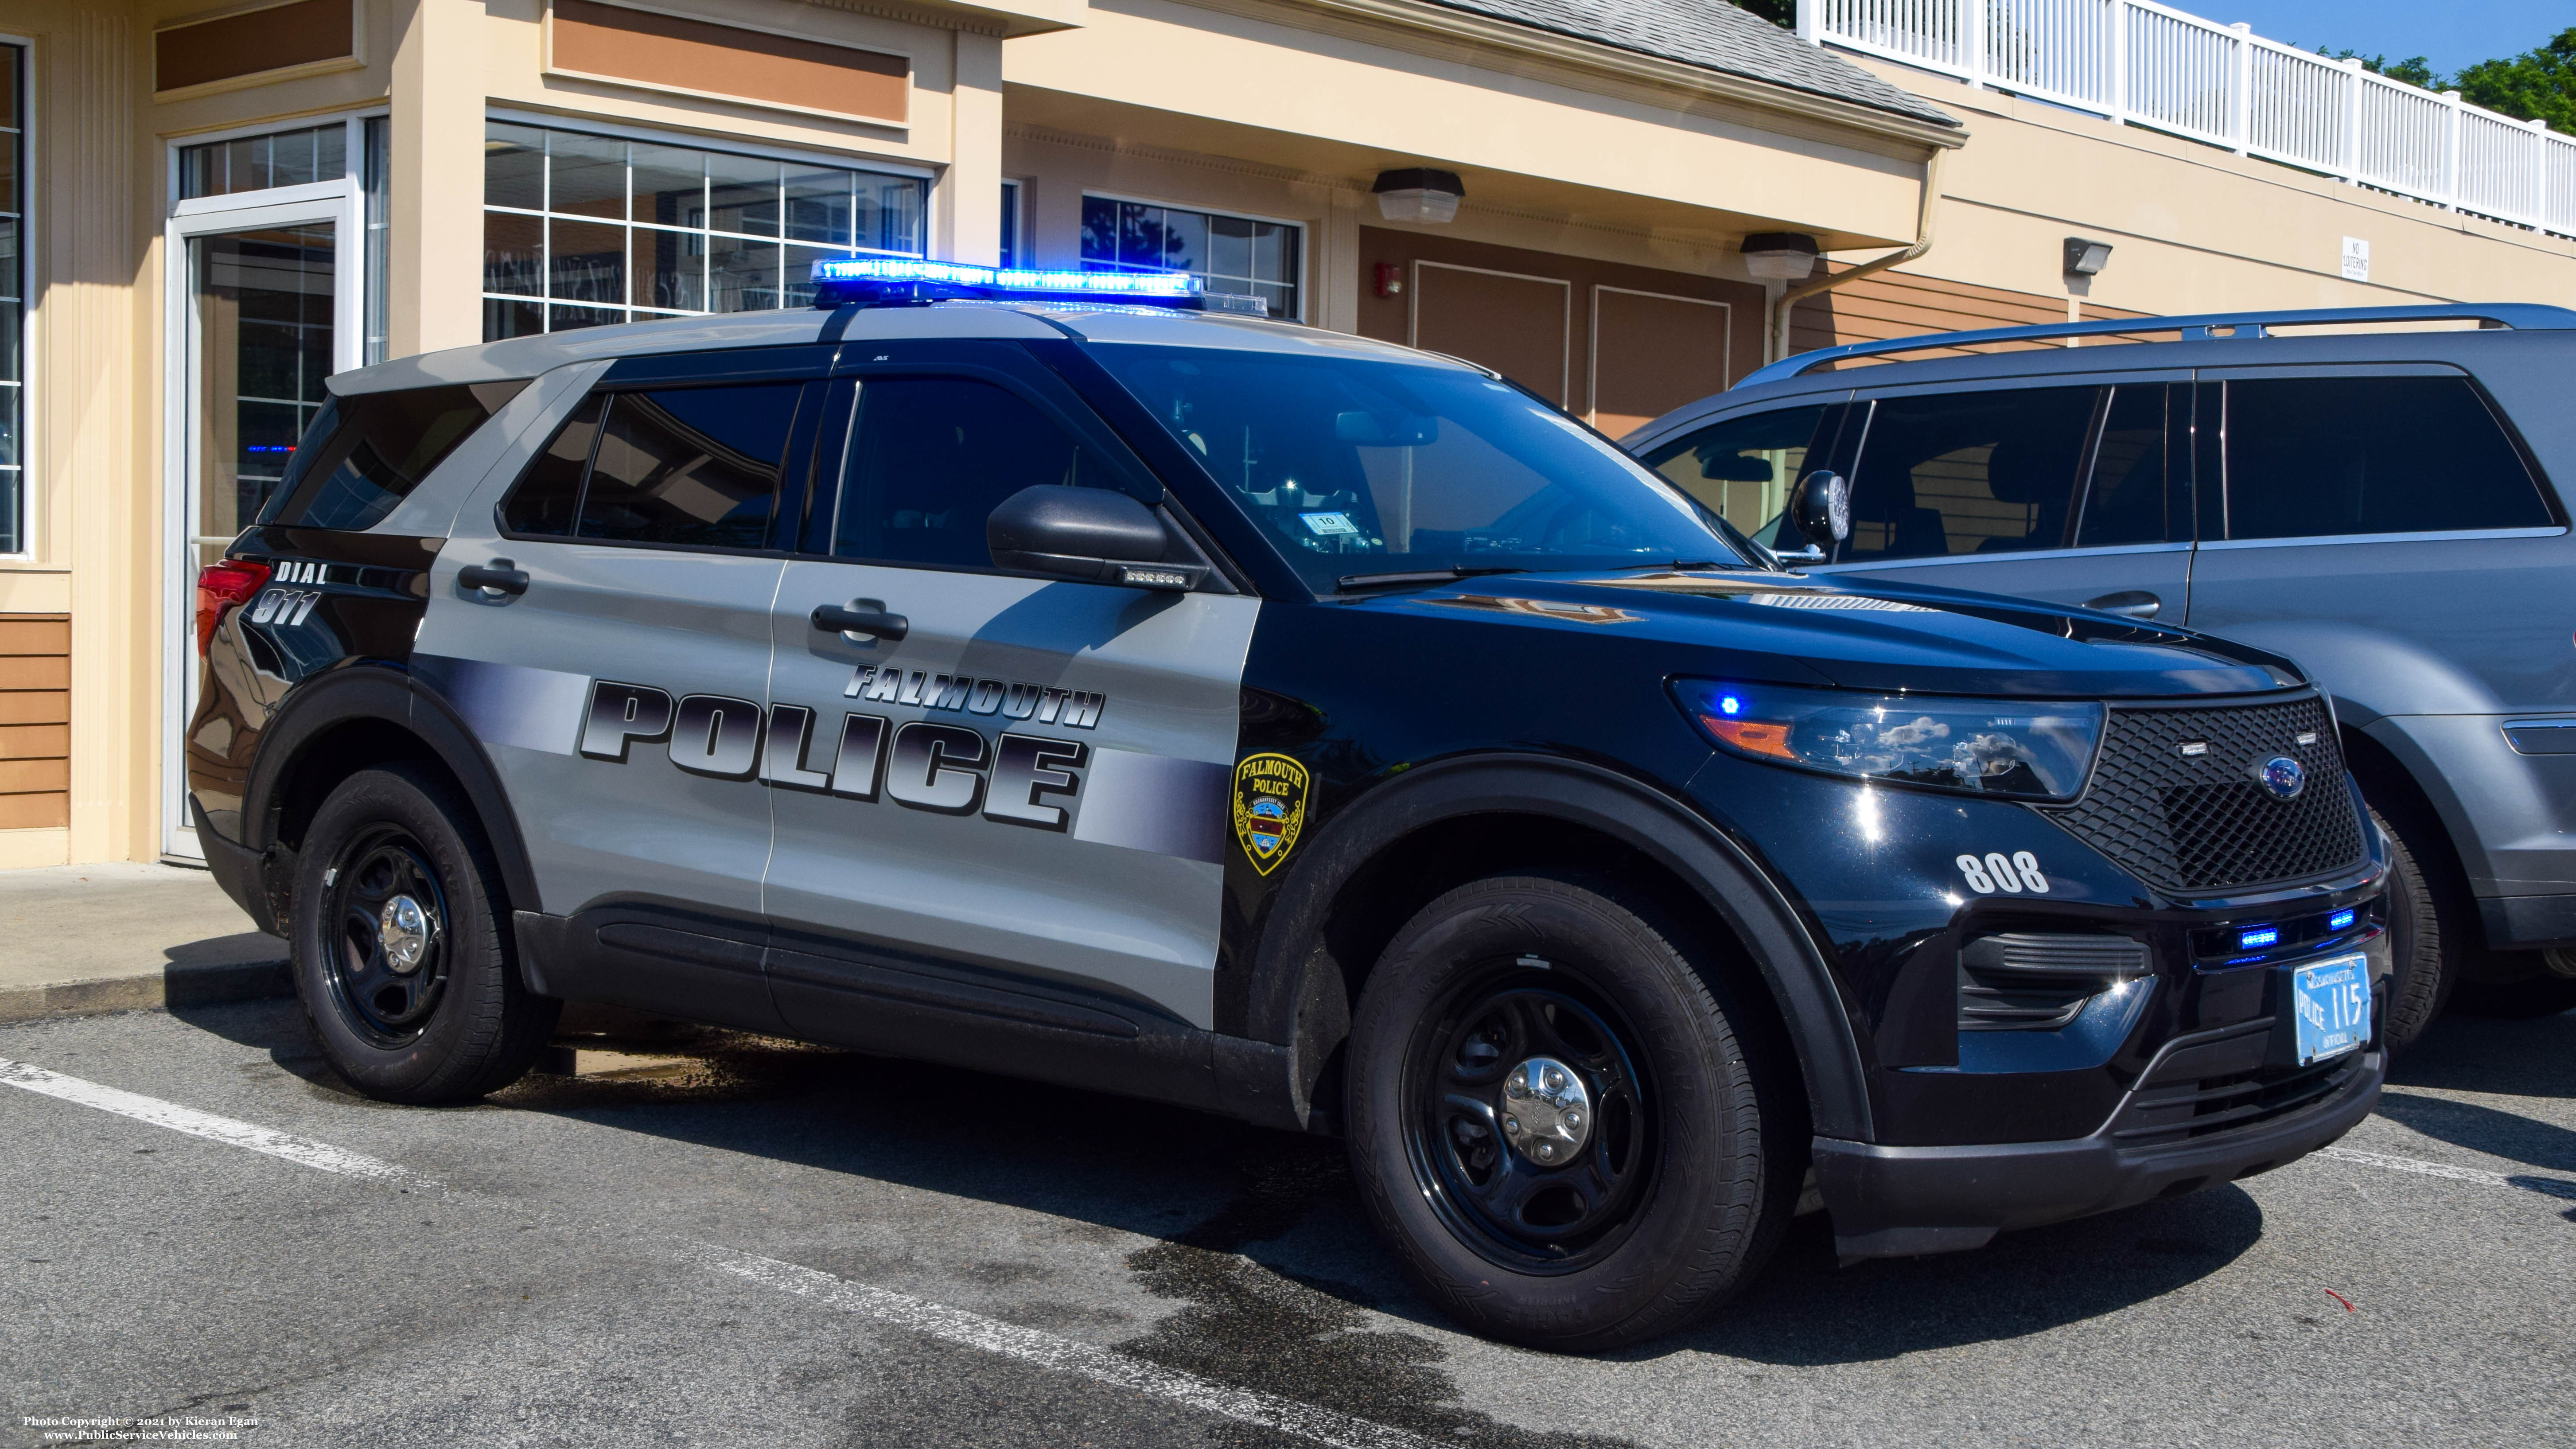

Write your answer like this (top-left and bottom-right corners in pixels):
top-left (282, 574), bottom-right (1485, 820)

top-left (1373, 167), bottom-right (1465, 224)
top-left (1741, 232), bottom-right (1821, 283)
top-left (2063, 236), bottom-right (2114, 277)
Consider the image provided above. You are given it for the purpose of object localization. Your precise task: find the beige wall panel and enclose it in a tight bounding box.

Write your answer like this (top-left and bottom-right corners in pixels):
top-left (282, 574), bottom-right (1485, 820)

top-left (0, 824), bottom-right (70, 864)
top-left (548, 0), bottom-right (908, 123)
top-left (942, 29), bottom-right (1001, 265)
top-left (481, 0), bottom-right (953, 168)
top-left (1850, 57), bottom-right (2576, 314)
top-left (1005, 0), bottom-right (1931, 247)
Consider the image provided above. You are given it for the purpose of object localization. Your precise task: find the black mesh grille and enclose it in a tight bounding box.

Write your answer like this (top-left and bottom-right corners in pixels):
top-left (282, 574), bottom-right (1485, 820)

top-left (2043, 693), bottom-right (2367, 894)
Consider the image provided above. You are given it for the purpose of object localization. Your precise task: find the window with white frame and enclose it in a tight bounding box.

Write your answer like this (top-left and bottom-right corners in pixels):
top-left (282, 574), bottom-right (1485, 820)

top-left (0, 45), bottom-right (24, 554)
top-left (1079, 195), bottom-right (1300, 319)
top-left (482, 120), bottom-right (929, 339)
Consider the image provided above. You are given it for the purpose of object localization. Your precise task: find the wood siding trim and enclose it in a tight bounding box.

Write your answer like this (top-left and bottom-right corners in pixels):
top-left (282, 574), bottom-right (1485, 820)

top-left (154, 0), bottom-right (358, 99)
top-left (1790, 266), bottom-right (2151, 366)
top-left (547, 0), bottom-right (910, 125)
top-left (0, 614), bottom-right (68, 831)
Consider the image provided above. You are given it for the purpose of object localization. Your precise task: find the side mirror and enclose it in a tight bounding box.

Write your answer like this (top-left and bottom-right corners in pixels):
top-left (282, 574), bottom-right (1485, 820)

top-left (1789, 470), bottom-right (1851, 551)
top-left (988, 486), bottom-right (1206, 592)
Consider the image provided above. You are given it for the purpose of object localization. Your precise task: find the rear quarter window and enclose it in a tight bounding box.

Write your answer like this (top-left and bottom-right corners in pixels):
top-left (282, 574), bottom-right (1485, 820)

top-left (258, 381), bottom-right (528, 531)
top-left (2223, 376), bottom-right (2555, 539)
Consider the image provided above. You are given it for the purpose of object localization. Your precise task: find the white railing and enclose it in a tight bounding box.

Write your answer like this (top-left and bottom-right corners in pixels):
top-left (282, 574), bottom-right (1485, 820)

top-left (1799, 0), bottom-right (2576, 239)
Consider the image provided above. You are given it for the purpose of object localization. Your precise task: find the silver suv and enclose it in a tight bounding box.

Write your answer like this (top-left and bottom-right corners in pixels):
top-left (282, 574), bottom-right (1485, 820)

top-left (1626, 304), bottom-right (2576, 1047)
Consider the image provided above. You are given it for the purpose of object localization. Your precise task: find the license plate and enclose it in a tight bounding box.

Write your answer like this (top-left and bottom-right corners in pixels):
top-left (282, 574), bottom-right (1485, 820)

top-left (2292, 952), bottom-right (2373, 1065)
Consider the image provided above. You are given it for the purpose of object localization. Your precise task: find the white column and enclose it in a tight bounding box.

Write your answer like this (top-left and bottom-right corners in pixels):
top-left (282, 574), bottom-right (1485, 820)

top-left (2108, 0), bottom-right (2129, 129)
top-left (2228, 23), bottom-right (2252, 156)
top-left (2340, 58), bottom-right (2364, 183)
top-left (2441, 89), bottom-right (2463, 211)
top-left (1966, 0), bottom-right (1988, 91)
top-left (939, 31), bottom-right (1005, 266)
top-left (386, 0), bottom-right (485, 357)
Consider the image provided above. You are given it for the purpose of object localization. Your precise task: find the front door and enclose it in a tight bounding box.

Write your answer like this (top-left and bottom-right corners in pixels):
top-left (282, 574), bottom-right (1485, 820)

top-left (168, 217), bottom-right (348, 859)
top-left (760, 351), bottom-right (1257, 1041)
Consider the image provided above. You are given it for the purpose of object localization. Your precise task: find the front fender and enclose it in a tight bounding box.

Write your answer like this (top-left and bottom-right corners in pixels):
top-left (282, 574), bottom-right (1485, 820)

top-left (1237, 752), bottom-right (1873, 1143)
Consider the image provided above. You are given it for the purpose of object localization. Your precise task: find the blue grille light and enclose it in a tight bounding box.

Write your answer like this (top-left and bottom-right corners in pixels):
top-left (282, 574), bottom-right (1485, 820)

top-left (1719, 693), bottom-right (1743, 717)
top-left (2329, 908), bottom-right (2356, 931)
top-left (2238, 926), bottom-right (2280, 950)
top-left (809, 257), bottom-right (1202, 300)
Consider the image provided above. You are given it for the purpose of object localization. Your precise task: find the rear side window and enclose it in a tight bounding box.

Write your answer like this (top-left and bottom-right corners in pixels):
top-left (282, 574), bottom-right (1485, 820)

top-left (1637, 405), bottom-right (1829, 537)
top-left (1841, 387), bottom-right (2101, 561)
top-left (258, 381), bottom-right (527, 531)
top-left (824, 377), bottom-right (1105, 569)
top-left (2075, 383), bottom-right (2186, 547)
top-left (2223, 376), bottom-right (2553, 539)
top-left (500, 384), bottom-right (802, 549)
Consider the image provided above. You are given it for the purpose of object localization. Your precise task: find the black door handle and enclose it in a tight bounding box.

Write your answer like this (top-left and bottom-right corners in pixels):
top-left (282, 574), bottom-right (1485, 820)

top-left (2082, 590), bottom-right (2161, 619)
top-left (459, 562), bottom-right (529, 596)
top-left (811, 604), bottom-right (910, 642)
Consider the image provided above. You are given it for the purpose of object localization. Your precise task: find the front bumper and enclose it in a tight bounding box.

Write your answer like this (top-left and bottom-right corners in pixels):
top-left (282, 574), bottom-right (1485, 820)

top-left (1814, 1041), bottom-right (2382, 1262)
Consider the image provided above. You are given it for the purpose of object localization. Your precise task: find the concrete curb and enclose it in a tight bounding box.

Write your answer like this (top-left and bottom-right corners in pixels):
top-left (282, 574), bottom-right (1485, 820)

top-left (0, 958), bottom-right (293, 1026)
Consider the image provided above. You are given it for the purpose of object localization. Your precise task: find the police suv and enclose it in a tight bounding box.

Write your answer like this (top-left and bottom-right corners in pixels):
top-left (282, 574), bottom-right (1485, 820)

top-left (191, 261), bottom-right (2388, 1351)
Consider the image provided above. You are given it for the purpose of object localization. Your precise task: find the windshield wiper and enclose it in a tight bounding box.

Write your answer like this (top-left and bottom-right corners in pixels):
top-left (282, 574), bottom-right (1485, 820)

top-left (1335, 565), bottom-right (1529, 593)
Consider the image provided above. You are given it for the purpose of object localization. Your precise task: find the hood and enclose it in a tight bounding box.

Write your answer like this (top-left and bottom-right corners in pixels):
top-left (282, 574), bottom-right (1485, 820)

top-left (1359, 569), bottom-right (2300, 699)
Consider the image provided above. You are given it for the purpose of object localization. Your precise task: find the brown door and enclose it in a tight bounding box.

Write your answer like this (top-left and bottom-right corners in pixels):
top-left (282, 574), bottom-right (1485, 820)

top-left (1410, 261), bottom-right (1570, 407)
top-left (1589, 286), bottom-right (1730, 439)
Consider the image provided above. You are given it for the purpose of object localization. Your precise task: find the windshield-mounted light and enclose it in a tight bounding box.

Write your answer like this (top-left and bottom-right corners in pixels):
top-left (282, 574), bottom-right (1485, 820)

top-left (1672, 679), bottom-right (2104, 801)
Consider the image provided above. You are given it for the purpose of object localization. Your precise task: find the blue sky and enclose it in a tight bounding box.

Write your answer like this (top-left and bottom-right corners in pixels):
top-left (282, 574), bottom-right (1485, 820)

top-left (2207, 1), bottom-right (2569, 78)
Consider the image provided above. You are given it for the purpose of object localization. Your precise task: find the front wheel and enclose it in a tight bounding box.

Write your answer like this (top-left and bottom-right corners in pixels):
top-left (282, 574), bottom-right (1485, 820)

top-left (289, 764), bottom-right (559, 1103)
top-left (1343, 874), bottom-right (1794, 1352)
top-left (2374, 805), bottom-right (2455, 1052)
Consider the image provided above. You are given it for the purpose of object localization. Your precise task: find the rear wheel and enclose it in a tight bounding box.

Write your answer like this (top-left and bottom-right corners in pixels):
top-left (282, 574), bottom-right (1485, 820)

top-left (290, 764), bottom-right (558, 1103)
top-left (2373, 805), bottom-right (2455, 1052)
top-left (1343, 874), bottom-right (1793, 1352)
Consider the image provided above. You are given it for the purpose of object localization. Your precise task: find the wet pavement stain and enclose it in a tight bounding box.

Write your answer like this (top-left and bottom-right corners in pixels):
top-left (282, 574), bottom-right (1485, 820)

top-left (1118, 1137), bottom-right (1636, 1449)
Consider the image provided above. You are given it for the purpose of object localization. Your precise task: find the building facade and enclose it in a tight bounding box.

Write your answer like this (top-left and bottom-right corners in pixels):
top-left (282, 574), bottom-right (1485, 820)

top-left (2, 0), bottom-right (2572, 870)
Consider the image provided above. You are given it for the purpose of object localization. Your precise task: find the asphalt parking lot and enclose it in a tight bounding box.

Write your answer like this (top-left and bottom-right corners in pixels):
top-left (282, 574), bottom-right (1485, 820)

top-left (4, 998), bottom-right (2570, 1449)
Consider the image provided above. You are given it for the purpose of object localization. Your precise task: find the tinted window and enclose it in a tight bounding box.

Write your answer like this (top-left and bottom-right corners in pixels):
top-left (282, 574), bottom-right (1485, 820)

top-left (1840, 387), bottom-right (2101, 562)
top-left (1638, 405), bottom-right (1829, 538)
top-left (1100, 344), bottom-right (1754, 592)
top-left (259, 381), bottom-right (527, 530)
top-left (2223, 376), bottom-right (2552, 539)
top-left (2076, 383), bottom-right (2184, 547)
top-left (500, 394), bottom-right (603, 537)
top-left (579, 386), bottom-right (799, 547)
top-left (828, 378), bottom-right (1105, 568)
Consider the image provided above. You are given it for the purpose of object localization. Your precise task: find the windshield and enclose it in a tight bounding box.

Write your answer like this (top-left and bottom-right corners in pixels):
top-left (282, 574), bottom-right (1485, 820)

top-left (1095, 344), bottom-right (1759, 591)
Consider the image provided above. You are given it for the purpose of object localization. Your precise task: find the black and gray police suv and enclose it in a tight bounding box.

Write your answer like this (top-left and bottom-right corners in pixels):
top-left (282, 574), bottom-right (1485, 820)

top-left (188, 261), bottom-right (2387, 1352)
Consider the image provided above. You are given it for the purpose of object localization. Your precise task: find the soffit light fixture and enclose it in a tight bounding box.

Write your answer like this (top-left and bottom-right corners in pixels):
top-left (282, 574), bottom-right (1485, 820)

top-left (1741, 232), bottom-right (1821, 283)
top-left (1373, 167), bottom-right (1466, 225)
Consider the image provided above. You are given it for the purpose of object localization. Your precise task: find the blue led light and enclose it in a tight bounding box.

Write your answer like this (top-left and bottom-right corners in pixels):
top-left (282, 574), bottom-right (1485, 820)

top-left (2329, 908), bottom-right (2356, 931)
top-left (2238, 926), bottom-right (2279, 949)
top-left (809, 258), bottom-right (1202, 298)
top-left (1719, 694), bottom-right (1743, 717)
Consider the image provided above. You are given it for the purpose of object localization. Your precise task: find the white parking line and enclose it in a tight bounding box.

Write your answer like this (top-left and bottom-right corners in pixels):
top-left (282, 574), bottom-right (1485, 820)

top-left (701, 1249), bottom-right (1447, 1449)
top-left (2316, 1144), bottom-right (2576, 1200)
top-left (0, 1053), bottom-right (1443, 1449)
top-left (0, 1056), bottom-right (413, 1182)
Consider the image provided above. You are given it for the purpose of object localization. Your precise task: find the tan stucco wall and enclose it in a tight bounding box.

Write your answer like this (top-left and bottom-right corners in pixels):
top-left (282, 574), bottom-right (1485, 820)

top-left (1848, 55), bottom-right (2576, 319)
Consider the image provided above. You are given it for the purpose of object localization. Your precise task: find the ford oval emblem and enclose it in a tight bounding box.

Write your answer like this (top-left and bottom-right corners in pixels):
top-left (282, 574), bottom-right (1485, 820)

top-left (2257, 756), bottom-right (2306, 800)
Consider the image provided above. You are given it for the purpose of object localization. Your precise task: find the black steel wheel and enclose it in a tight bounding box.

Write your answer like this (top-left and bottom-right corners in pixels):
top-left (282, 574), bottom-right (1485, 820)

top-left (1404, 963), bottom-right (1658, 1273)
top-left (289, 763), bottom-right (558, 1103)
top-left (321, 826), bottom-right (453, 1045)
top-left (1345, 873), bottom-right (1796, 1352)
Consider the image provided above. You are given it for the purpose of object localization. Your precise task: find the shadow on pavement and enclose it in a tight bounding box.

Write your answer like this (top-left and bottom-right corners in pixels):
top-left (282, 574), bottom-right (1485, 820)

top-left (162, 997), bottom-right (2261, 1384)
top-left (2387, 1007), bottom-right (2576, 1100)
top-left (2372, 1090), bottom-right (2576, 1175)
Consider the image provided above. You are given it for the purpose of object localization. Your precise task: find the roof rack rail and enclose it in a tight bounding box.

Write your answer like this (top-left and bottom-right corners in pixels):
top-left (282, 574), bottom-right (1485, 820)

top-left (1734, 303), bottom-right (2576, 390)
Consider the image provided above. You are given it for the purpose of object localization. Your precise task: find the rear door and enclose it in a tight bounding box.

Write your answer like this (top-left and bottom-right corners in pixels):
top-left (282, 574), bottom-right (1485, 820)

top-left (1798, 375), bottom-right (2198, 621)
top-left (421, 349), bottom-right (827, 1023)
top-left (759, 341), bottom-right (1258, 1042)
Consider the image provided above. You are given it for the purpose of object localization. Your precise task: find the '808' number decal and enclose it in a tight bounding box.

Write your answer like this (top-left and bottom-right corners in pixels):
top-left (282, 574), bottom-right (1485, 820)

top-left (1957, 850), bottom-right (2050, 895)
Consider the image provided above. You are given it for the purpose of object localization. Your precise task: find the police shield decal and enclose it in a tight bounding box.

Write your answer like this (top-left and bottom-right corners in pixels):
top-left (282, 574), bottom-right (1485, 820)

top-left (1232, 753), bottom-right (1310, 875)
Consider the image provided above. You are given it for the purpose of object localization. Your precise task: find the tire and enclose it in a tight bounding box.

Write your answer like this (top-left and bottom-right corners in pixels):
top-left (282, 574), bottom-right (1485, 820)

top-left (1342, 873), bottom-right (1794, 1352)
top-left (288, 764), bottom-right (559, 1103)
top-left (2373, 805), bottom-right (2455, 1052)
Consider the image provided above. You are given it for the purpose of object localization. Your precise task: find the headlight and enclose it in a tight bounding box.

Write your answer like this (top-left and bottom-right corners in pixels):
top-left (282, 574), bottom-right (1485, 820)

top-left (1673, 679), bottom-right (2103, 800)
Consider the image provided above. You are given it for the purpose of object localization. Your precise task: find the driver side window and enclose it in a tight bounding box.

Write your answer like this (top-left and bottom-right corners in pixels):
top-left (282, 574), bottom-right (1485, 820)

top-left (822, 377), bottom-right (1109, 569)
top-left (1638, 404), bottom-right (1830, 541)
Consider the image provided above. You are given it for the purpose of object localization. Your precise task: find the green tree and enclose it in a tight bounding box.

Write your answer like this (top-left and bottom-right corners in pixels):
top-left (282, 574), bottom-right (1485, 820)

top-left (2453, 27), bottom-right (2576, 136)
top-left (2320, 28), bottom-right (2575, 136)
top-left (1733, 0), bottom-right (1796, 29)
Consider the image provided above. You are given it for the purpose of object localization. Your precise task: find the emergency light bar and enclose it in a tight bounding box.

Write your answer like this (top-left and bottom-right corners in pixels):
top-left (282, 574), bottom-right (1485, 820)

top-left (808, 258), bottom-right (1265, 315)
